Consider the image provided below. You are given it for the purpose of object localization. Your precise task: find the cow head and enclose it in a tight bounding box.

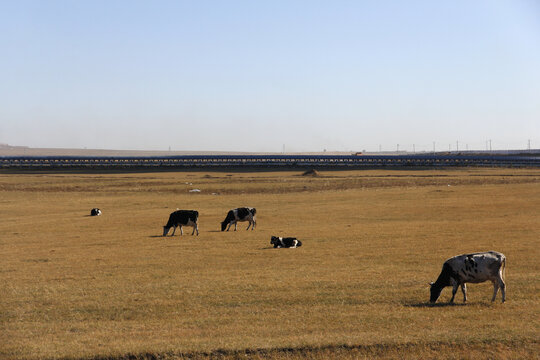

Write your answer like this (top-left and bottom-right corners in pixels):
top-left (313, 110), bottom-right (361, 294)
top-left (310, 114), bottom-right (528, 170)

top-left (163, 226), bottom-right (170, 236)
top-left (270, 236), bottom-right (279, 245)
top-left (221, 221), bottom-right (227, 231)
top-left (429, 282), bottom-right (443, 303)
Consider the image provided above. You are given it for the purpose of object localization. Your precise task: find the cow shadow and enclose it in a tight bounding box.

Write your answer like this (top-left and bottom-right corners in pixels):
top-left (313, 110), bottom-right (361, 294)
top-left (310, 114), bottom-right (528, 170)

top-left (404, 302), bottom-right (468, 308)
top-left (149, 234), bottom-right (202, 238)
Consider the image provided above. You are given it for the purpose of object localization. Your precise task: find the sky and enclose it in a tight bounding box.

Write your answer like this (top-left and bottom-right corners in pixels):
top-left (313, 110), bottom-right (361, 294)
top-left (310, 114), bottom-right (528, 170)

top-left (1, 0), bottom-right (539, 152)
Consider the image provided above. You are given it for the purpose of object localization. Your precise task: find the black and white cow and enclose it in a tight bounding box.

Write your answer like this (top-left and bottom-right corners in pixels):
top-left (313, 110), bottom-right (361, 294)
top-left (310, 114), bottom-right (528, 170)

top-left (90, 208), bottom-right (101, 216)
top-left (429, 251), bottom-right (506, 303)
top-left (221, 207), bottom-right (256, 231)
top-left (270, 236), bottom-right (302, 248)
top-left (163, 210), bottom-right (199, 236)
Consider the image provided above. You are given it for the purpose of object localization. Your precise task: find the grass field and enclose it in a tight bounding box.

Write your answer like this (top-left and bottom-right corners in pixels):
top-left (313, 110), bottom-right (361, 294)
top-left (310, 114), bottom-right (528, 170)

top-left (1, 168), bottom-right (539, 359)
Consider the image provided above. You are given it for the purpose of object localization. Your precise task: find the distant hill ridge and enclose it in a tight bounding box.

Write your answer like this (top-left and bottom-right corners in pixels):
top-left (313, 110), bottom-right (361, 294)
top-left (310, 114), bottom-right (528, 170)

top-left (0, 145), bottom-right (354, 157)
top-left (1, 145), bottom-right (538, 157)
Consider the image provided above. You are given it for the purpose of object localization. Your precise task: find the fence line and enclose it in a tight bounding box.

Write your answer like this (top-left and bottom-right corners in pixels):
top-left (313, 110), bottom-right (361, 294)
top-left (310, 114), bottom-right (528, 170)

top-left (1, 154), bottom-right (539, 168)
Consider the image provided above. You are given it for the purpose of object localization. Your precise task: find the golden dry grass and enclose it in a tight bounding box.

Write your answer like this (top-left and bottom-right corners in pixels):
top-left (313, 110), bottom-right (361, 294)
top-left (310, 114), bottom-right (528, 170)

top-left (1, 168), bottom-right (539, 359)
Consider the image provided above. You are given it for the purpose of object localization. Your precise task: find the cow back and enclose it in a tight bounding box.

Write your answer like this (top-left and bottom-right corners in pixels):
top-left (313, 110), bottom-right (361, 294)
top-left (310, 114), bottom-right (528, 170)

top-left (167, 210), bottom-right (198, 227)
top-left (447, 251), bottom-right (505, 284)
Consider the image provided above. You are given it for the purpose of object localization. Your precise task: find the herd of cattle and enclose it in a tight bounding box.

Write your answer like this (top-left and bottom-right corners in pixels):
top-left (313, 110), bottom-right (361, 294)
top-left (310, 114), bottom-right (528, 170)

top-left (90, 207), bottom-right (506, 304)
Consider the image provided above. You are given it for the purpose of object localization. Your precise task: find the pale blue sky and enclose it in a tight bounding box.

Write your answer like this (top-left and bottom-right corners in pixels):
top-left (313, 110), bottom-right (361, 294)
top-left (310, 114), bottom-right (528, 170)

top-left (1, 0), bottom-right (539, 152)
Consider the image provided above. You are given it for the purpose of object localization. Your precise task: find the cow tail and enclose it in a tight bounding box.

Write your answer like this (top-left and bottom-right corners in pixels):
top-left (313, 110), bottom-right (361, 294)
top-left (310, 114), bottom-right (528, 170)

top-left (502, 256), bottom-right (506, 280)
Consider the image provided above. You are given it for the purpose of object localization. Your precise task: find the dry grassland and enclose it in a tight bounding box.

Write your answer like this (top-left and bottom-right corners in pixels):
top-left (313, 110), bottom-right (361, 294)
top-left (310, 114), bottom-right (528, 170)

top-left (1, 168), bottom-right (539, 359)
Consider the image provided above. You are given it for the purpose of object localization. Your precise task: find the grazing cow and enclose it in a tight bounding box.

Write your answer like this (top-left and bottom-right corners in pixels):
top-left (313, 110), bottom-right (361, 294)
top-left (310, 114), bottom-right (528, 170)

top-left (221, 207), bottom-right (256, 231)
top-left (90, 208), bottom-right (101, 216)
top-left (429, 251), bottom-right (506, 303)
top-left (163, 210), bottom-right (199, 236)
top-left (270, 236), bottom-right (302, 248)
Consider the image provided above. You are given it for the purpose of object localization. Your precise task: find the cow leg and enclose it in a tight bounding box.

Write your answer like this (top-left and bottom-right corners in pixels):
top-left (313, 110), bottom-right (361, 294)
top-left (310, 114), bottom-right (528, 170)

top-left (192, 224), bottom-right (199, 236)
top-left (246, 221), bottom-right (252, 230)
top-left (179, 225), bottom-right (183, 236)
top-left (252, 219), bottom-right (256, 229)
top-left (499, 277), bottom-right (506, 303)
top-left (234, 222), bottom-right (237, 231)
top-left (450, 283), bottom-right (459, 303)
top-left (461, 283), bottom-right (467, 303)
top-left (170, 226), bottom-right (177, 236)
top-left (491, 280), bottom-right (499, 302)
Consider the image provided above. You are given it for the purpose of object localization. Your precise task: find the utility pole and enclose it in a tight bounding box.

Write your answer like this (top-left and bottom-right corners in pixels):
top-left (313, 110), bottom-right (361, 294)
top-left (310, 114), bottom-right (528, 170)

top-left (528, 139), bottom-right (531, 150)
top-left (456, 141), bottom-right (459, 152)
top-left (489, 139), bottom-right (492, 151)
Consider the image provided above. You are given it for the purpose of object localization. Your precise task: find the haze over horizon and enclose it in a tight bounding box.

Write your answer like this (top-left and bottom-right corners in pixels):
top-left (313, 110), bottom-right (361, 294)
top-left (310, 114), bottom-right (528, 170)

top-left (1, 1), bottom-right (539, 153)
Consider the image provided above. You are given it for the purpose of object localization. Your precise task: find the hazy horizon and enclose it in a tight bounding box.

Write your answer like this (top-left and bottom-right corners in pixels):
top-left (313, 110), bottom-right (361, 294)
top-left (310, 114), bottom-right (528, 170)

top-left (1, 1), bottom-right (539, 153)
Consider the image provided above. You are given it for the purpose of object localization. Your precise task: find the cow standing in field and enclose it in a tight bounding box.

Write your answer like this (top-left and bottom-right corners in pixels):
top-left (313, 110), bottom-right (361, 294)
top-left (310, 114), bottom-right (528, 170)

top-left (221, 207), bottom-right (256, 231)
top-left (163, 210), bottom-right (199, 236)
top-left (270, 236), bottom-right (302, 248)
top-left (429, 251), bottom-right (506, 303)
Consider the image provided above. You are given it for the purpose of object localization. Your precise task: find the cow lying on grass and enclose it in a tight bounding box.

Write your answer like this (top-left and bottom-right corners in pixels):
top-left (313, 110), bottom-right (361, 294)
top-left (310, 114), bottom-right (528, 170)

top-left (221, 207), bottom-right (256, 231)
top-left (271, 236), bottom-right (302, 248)
top-left (163, 210), bottom-right (199, 236)
top-left (90, 208), bottom-right (101, 216)
top-left (429, 251), bottom-right (506, 303)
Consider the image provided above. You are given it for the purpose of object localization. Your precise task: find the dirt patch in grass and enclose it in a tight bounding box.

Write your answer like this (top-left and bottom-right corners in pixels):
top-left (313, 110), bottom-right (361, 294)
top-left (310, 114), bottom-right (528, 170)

top-left (301, 169), bottom-right (320, 177)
